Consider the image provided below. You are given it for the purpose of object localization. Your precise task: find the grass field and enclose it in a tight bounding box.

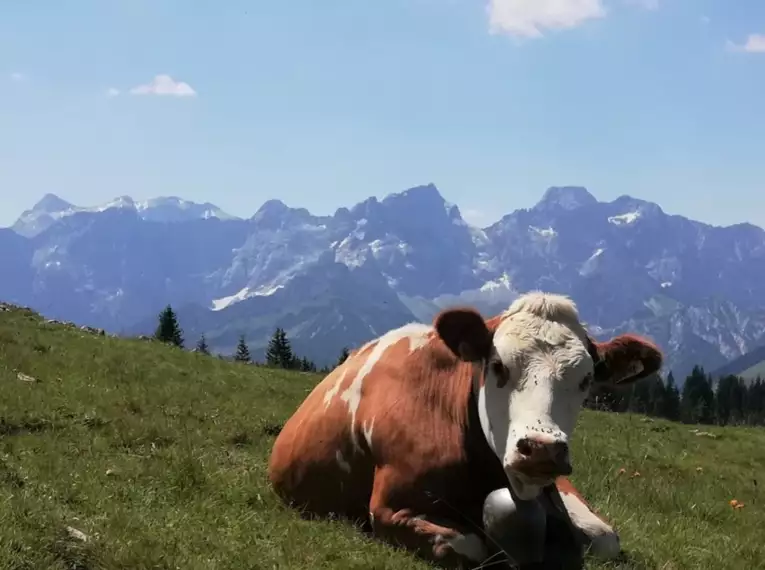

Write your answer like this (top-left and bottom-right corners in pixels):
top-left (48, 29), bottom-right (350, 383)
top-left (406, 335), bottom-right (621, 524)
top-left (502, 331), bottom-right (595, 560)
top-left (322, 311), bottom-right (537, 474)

top-left (0, 304), bottom-right (763, 570)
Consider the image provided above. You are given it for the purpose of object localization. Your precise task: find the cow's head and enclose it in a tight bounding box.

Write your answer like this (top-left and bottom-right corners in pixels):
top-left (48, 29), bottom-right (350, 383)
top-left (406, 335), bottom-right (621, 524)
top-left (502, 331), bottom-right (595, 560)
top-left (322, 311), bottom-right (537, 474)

top-left (434, 292), bottom-right (662, 500)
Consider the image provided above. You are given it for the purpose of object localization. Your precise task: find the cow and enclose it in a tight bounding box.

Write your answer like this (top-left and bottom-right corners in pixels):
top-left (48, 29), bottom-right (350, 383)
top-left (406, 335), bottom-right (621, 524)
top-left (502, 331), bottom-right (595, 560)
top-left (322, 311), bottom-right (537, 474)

top-left (267, 292), bottom-right (663, 568)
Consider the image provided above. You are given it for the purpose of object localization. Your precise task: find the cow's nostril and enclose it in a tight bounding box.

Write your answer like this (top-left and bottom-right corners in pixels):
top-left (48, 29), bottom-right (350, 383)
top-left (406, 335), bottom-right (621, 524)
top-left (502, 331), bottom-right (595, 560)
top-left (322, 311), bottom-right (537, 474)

top-left (516, 438), bottom-right (534, 457)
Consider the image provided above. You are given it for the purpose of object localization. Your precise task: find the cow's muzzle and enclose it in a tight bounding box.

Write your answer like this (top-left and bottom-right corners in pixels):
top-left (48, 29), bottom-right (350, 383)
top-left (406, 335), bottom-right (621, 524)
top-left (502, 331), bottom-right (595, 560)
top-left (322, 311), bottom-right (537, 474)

top-left (506, 437), bottom-right (572, 480)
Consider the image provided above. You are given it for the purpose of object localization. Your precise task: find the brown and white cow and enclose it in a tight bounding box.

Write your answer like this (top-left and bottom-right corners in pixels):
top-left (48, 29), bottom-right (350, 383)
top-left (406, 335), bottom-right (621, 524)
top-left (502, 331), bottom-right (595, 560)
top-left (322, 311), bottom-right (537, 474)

top-left (268, 292), bottom-right (662, 568)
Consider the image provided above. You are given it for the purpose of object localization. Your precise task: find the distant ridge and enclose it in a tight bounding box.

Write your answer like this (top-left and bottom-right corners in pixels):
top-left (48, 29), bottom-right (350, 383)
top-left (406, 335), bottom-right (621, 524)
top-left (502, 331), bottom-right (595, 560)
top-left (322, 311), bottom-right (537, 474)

top-left (4, 183), bottom-right (765, 378)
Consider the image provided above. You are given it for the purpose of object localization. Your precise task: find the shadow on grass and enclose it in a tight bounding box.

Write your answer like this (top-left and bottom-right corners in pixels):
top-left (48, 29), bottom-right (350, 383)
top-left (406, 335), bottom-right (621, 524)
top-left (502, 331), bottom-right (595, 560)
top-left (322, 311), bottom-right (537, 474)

top-left (0, 460), bottom-right (25, 488)
top-left (0, 417), bottom-right (56, 436)
top-left (597, 549), bottom-right (653, 570)
top-left (274, 497), bottom-right (631, 570)
top-left (259, 420), bottom-right (284, 437)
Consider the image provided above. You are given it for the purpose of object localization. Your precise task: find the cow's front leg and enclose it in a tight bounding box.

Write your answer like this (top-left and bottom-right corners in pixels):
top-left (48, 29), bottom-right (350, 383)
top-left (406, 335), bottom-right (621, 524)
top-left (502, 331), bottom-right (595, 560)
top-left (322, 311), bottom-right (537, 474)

top-left (368, 504), bottom-right (489, 569)
top-left (552, 479), bottom-right (621, 560)
top-left (367, 466), bottom-right (491, 568)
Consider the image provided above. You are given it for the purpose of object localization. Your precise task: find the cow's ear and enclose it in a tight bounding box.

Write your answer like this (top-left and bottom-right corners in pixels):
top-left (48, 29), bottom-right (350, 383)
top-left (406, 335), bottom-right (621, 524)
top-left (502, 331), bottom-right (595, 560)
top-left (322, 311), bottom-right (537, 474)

top-left (434, 307), bottom-right (493, 362)
top-left (591, 334), bottom-right (663, 385)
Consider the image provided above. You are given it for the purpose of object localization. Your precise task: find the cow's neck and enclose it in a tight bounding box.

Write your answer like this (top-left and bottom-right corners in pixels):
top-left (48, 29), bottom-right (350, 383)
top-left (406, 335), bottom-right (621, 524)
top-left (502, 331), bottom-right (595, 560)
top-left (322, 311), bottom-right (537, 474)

top-left (464, 360), bottom-right (507, 492)
top-left (469, 361), bottom-right (496, 455)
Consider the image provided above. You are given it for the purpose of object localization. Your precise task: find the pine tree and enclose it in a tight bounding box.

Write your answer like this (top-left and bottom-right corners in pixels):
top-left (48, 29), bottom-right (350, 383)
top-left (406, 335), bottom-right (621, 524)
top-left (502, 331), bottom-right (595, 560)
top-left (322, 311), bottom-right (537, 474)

top-left (195, 335), bottom-right (210, 355)
top-left (154, 305), bottom-right (184, 348)
top-left (662, 371), bottom-right (681, 421)
top-left (266, 327), bottom-right (294, 369)
top-left (704, 372), bottom-right (717, 424)
top-left (647, 375), bottom-right (667, 417)
top-left (731, 377), bottom-right (748, 424)
top-left (584, 383), bottom-right (620, 413)
top-left (745, 377), bottom-right (765, 425)
top-left (715, 374), bottom-right (745, 426)
top-left (681, 366), bottom-right (715, 424)
top-left (234, 335), bottom-right (251, 363)
top-left (336, 347), bottom-right (350, 367)
top-left (298, 357), bottom-right (316, 372)
top-left (629, 379), bottom-right (652, 415)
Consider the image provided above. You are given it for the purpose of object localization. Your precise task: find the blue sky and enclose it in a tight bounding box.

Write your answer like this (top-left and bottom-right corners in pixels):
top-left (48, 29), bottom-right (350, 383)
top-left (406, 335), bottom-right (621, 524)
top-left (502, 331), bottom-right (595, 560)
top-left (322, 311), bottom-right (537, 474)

top-left (1, 0), bottom-right (764, 229)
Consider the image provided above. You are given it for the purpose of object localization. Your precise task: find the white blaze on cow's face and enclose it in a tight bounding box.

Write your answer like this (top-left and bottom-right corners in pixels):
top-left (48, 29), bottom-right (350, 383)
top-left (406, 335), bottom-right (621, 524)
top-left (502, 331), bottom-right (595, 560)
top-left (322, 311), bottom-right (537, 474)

top-left (479, 304), bottom-right (594, 500)
top-left (434, 292), bottom-right (663, 501)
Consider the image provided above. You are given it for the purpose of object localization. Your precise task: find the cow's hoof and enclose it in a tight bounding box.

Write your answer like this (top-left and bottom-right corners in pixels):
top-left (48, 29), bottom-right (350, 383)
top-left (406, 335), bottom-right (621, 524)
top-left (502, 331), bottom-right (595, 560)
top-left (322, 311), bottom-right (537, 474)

top-left (586, 530), bottom-right (621, 560)
top-left (434, 532), bottom-right (488, 564)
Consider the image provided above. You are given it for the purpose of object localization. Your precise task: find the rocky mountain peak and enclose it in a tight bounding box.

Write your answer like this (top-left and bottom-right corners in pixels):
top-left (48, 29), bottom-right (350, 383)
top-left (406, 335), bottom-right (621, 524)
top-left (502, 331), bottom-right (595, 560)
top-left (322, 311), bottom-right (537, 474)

top-left (382, 183), bottom-right (447, 211)
top-left (31, 193), bottom-right (74, 214)
top-left (253, 199), bottom-right (291, 218)
top-left (536, 186), bottom-right (597, 211)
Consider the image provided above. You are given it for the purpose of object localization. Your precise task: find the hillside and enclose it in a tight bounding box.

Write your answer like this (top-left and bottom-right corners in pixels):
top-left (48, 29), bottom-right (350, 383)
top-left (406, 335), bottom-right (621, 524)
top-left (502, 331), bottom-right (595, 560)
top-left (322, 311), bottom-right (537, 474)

top-left (1, 303), bottom-right (763, 569)
top-left (6, 184), bottom-right (765, 378)
top-left (711, 344), bottom-right (765, 382)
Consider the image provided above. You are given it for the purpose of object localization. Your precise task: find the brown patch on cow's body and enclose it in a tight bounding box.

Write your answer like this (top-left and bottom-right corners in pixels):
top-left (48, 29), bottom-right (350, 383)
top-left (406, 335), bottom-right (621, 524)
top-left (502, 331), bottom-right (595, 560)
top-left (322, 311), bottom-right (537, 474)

top-left (268, 348), bottom-right (376, 521)
top-left (268, 326), bottom-right (509, 565)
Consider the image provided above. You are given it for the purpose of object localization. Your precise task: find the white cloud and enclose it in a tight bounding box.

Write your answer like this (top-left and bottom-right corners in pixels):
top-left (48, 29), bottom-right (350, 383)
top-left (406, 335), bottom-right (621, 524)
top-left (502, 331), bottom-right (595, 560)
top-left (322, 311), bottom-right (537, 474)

top-left (129, 74), bottom-right (197, 97)
top-left (700, 15), bottom-right (710, 25)
top-left (726, 34), bottom-right (765, 54)
top-left (106, 87), bottom-right (120, 97)
top-left (10, 72), bottom-right (26, 82)
top-left (487, 0), bottom-right (606, 38)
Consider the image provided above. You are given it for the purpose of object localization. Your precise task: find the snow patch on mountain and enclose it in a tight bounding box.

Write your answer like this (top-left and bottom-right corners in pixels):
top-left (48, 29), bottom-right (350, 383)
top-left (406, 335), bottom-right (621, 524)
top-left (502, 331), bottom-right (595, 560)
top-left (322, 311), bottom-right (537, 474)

top-left (135, 196), bottom-right (240, 222)
top-left (95, 196), bottom-right (136, 212)
top-left (212, 283), bottom-right (285, 311)
top-left (608, 211), bottom-right (641, 226)
top-left (579, 247), bottom-right (605, 276)
top-left (530, 226), bottom-right (557, 238)
top-left (11, 193), bottom-right (240, 237)
top-left (480, 272), bottom-right (513, 292)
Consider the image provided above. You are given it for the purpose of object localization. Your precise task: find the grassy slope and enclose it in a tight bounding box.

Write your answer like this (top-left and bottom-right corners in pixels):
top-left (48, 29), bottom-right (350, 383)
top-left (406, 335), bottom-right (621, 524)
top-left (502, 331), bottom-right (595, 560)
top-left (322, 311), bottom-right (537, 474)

top-left (710, 344), bottom-right (765, 383)
top-left (738, 359), bottom-right (765, 382)
top-left (0, 306), bottom-right (762, 570)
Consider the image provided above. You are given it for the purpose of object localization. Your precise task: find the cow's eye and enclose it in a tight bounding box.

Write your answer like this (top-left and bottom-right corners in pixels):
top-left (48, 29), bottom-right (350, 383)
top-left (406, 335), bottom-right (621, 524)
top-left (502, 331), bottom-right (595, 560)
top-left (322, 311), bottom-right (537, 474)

top-left (579, 374), bottom-right (592, 392)
top-left (490, 359), bottom-right (509, 388)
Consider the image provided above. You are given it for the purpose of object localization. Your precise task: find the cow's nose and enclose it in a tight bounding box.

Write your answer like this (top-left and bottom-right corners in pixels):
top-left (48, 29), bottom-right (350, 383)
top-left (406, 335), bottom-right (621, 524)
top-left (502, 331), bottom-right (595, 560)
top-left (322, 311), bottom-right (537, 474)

top-left (516, 437), bottom-right (569, 460)
top-left (514, 437), bottom-right (572, 476)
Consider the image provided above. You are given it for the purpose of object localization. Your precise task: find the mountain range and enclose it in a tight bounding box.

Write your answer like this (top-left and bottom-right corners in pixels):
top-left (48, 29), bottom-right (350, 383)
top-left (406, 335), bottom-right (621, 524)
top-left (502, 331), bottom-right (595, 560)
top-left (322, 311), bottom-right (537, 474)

top-left (3, 184), bottom-right (765, 380)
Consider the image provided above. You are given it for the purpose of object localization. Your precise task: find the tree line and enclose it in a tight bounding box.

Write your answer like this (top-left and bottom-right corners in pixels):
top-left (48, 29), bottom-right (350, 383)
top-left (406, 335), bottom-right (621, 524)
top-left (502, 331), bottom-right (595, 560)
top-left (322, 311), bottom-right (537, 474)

top-left (586, 364), bottom-right (765, 427)
top-left (155, 304), bottom-right (765, 427)
top-left (153, 305), bottom-right (349, 373)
